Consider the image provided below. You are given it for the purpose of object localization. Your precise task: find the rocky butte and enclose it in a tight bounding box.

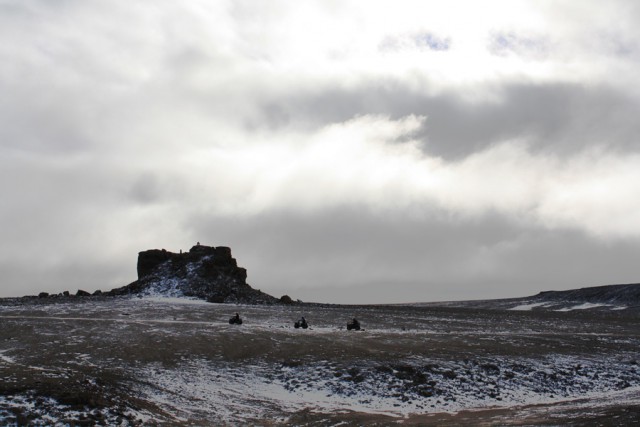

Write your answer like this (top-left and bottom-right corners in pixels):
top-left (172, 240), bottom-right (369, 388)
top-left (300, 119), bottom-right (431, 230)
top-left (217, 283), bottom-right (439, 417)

top-left (109, 244), bottom-right (282, 304)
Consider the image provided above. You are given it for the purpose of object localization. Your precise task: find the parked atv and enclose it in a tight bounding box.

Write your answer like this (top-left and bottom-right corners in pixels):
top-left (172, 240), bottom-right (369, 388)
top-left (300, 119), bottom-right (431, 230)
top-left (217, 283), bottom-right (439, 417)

top-left (347, 318), bottom-right (361, 331)
top-left (229, 313), bottom-right (243, 325)
top-left (294, 317), bottom-right (308, 329)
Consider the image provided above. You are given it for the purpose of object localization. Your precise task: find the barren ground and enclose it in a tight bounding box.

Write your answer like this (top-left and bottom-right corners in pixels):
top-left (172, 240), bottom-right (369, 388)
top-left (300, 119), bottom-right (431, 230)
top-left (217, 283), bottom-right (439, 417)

top-left (1, 296), bottom-right (640, 425)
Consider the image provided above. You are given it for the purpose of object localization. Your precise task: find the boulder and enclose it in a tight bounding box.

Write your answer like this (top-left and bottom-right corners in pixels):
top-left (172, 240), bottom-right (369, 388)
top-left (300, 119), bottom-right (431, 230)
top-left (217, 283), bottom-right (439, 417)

top-left (76, 289), bottom-right (91, 297)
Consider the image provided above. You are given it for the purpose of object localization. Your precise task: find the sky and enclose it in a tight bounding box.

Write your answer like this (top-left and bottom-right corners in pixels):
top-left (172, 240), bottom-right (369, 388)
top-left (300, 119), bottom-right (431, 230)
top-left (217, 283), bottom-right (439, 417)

top-left (2, 0), bottom-right (640, 303)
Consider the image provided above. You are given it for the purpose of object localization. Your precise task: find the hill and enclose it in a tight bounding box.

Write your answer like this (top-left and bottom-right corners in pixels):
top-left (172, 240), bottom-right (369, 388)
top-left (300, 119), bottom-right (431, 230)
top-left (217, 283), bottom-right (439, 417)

top-left (108, 244), bottom-right (280, 304)
top-left (426, 282), bottom-right (640, 312)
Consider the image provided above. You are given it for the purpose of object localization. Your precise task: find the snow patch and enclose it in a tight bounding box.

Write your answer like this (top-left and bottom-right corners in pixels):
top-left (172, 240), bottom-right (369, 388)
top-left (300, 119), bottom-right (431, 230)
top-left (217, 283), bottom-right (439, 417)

top-left (133, 354), bottom-right (640, 423)
top-left (0, 394), bottom-right (151, 426)
top-left (509, 302), bottom-right (551, 311)
top-left (555, 303), bottom-right (613, 312)
top-left (0, 349), bottom-right (16, 364)
top-left (509, 301), bottom-right (628, 312)
top-left (140, 296), bottom-right (210, 305)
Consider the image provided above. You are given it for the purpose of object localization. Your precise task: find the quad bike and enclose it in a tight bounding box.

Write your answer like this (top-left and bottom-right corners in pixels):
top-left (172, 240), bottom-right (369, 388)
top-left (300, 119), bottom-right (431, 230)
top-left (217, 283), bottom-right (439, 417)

top-left (229, 316), bottom-right (243, 325)
top-left (347, 320), bottom-right (361, 331)
top-left (294, 319), bottom-right (308, 329)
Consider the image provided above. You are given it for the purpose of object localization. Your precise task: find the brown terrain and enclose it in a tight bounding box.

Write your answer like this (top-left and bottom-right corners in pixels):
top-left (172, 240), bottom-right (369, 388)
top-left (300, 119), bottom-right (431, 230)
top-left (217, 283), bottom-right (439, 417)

top-left (1, 294), bottom-right (640, 426)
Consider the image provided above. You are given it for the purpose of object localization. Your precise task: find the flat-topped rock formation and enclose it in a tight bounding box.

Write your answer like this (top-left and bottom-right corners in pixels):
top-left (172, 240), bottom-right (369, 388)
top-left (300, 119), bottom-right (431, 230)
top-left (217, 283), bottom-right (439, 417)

top-left (108, 244), bottom-right (280, 304)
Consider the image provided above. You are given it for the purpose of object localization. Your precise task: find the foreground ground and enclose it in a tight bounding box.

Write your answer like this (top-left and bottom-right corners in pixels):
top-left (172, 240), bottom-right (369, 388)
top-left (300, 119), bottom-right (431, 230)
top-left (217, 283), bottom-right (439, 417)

top-left (1, 296), bottom-right (640, 425)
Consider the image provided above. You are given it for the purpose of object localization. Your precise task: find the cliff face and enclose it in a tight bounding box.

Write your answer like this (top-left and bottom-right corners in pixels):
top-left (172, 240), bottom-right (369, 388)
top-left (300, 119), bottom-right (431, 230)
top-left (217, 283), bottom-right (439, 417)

top-left (109, 244), bottom-right (279, 304)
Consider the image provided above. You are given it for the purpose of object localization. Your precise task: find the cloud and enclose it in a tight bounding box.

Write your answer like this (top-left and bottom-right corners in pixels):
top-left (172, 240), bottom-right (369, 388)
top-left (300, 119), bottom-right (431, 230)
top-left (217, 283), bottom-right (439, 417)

top-left (1, 1), bottom-right (640, 302)
top-left (3, 106), bottom-right (640, 299)
top-left (188, 208), bottom-right (640, 304)
top-left (170, 114), bottom-right (640, 241)
top-left (379, 32), bottom-right (451, 53)
top-left (488, 31), bottom-right (550, 59)
top-left (252, 81), bottom-right (640, 159)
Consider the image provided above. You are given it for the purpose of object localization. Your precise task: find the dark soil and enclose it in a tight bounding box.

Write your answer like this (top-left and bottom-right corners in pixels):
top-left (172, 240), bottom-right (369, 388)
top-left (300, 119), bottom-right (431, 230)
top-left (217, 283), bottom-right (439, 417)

top-left (1, 296), bottom-right (640, 425)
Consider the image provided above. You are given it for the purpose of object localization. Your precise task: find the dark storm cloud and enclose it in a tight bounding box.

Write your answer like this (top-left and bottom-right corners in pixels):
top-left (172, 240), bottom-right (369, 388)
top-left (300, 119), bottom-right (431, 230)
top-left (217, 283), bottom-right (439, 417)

top-left (186, 208), bottom-right (640, 304)
top-left (255, 81), bottom-right (640, 159)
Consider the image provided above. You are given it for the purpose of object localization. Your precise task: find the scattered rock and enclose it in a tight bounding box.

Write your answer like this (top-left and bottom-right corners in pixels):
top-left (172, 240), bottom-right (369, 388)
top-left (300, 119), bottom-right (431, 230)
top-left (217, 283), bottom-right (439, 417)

top-left (76, 290), bottom-right (91, 297)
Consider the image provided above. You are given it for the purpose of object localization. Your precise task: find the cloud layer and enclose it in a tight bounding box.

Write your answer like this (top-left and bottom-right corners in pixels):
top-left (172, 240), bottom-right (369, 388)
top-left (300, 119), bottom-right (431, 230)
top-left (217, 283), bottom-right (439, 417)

top-left (2, 1), bottom-right (640, 302)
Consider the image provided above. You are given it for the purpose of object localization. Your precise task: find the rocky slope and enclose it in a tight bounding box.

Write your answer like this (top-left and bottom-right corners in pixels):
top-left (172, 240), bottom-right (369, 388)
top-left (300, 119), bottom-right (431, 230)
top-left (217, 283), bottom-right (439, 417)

top-left (428, 282), bottom-right (640, 312)
top-left (108, 244), bottom-right (280, 304)
top-left (534, 282), bottom-right (640, 306)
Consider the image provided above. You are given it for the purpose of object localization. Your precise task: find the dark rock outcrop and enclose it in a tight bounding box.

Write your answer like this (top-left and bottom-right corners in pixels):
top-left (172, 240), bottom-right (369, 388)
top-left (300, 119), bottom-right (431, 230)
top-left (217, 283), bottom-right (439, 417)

top-left (108, 244), bottom-right (279, 304)
top-left (436, 282), bottom-right (640, 311)
top-left (76, 290), bottom-right (91, 297)
top-left (535, 283), bottom-right (640, 306)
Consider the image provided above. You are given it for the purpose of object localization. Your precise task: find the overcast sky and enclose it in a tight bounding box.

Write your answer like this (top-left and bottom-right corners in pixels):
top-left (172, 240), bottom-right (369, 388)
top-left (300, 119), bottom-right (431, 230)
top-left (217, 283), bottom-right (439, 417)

top-left (2, 1), bottom-right (640, 303)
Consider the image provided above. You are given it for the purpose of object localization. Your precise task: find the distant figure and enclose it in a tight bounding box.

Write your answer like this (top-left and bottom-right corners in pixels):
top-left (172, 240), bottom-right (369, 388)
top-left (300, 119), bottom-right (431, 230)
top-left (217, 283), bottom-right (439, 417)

top-left (347, 318), bottom-right (361, 331)
top-left (294, 316), bottom-right (308, 329)
top-left (229, 312), bottom-right (242, 325)
top-left (197, 241), bottom-right (200, 246)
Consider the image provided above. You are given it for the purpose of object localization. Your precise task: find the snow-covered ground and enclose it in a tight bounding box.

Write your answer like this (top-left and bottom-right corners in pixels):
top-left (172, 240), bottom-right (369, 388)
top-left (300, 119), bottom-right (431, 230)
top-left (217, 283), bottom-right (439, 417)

top-left (508, 302), bottom-right (552, 311)
top-left (1, 296), bottom-right (640, 425)
top-left (509, 301), bottom-right (625, 311)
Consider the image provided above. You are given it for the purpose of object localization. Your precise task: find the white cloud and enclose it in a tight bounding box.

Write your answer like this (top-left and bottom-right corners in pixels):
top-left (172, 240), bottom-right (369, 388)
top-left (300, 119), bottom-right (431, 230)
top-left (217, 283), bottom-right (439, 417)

top-left (155, 114), bottom-right (640, 241)
top-left (537, 149), bottom-right (640, 237)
